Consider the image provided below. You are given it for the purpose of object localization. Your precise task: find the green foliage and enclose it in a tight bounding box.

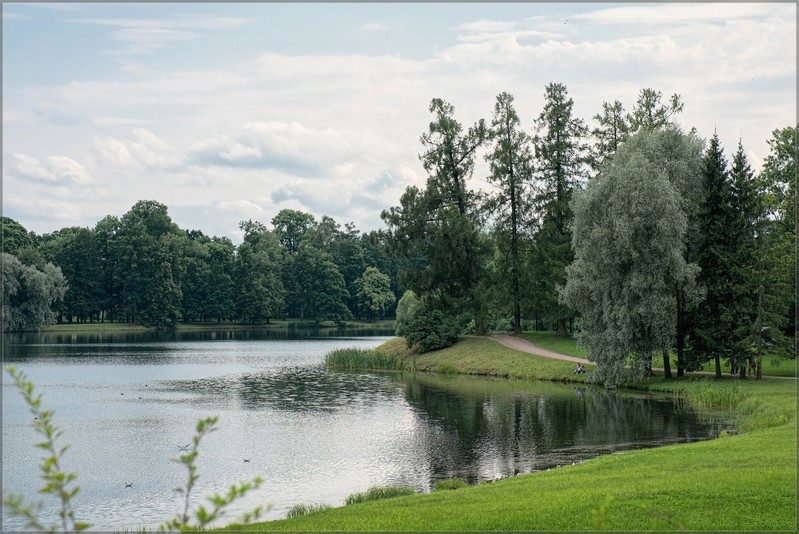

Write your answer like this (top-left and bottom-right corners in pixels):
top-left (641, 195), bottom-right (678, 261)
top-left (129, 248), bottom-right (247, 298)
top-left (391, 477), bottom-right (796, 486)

top-left (433, 478), bottom-right (469, 491)
top-left (271, 209), bottom-right (315, 255)
top-left (3, 366), bottom-right (90, 533)
top-left (627, 88), bottom-right (684, 133)
top-left (394, 290), bottom-right (420, 337)
top-left (562, 128), bottom-right (702, 387)
top-left (382, 97), bottom-right (490, 334)
top-left (344, 485), bottom-right (416, 506)
top-left (2, 217), bottom-right (34, 256)
top-left (286, 503), bottom-right (333, 518)
top-left (404, 304), bottom-right (459, 353)
top-left (590, 100), bottom-right (629, 171)
top-left (531, 82), bottom-right (589, 337)
top-left (353, 266), bottom-right (395, 320)
top-left (485, 92), bottom-right (534, 335)
top-left (3, 253), bottom-right (68, 332)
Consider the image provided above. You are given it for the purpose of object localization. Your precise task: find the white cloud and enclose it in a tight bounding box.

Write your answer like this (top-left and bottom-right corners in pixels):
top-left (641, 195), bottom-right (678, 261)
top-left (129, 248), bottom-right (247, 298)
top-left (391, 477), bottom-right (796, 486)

top-left (93, 128), bottom-right (180, 170)
top-left (573, 3), bottom-right (787, 25)
top-left (11, 153), bottom-right (92, 185)
top-left (67, 16), bottom-right (253, 54)
top-left (46, 156), bottom-right (91, 184)
top-left (12, 154), bottom-right (58, 183)
top-left (361, 22), bottom-right (386, 32)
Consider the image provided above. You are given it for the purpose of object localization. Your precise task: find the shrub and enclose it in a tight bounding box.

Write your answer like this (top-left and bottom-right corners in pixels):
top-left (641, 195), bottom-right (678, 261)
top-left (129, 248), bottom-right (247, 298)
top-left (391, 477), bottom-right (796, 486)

top-left (404, 307), bottom-right (459, 353)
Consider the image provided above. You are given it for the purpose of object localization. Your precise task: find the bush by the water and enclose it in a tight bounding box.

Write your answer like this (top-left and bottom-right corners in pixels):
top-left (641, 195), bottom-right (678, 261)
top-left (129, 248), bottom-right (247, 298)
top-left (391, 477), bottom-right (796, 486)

top-left (344, 485), bottom-right (416, 505)
top-left (405, 307), bottom-right (459, 353)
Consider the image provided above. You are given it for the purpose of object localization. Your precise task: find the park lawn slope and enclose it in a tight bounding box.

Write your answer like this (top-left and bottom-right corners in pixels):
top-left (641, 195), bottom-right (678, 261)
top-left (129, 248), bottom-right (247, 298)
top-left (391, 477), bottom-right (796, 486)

top-left (332, 336), bottom-right (594, 382)
top-left (229, 420), bottom-right (795, 531)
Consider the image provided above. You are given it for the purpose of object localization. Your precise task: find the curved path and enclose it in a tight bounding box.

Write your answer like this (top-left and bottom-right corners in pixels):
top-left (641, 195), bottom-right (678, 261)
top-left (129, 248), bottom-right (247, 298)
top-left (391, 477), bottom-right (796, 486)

top-left (491, 334), bottom-right (590, 364)
top-left (488, 334), bottom-right (796, 380)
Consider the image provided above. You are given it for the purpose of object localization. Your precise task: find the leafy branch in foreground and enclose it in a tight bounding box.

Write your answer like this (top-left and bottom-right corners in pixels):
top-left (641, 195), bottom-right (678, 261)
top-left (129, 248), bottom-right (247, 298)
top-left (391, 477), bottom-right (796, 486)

top-left (4, 366), bottom-right (266, 532)
top-left (3, 366), bottom-right (90, 533)
top-left (160, 416), bottom-right (266, 531)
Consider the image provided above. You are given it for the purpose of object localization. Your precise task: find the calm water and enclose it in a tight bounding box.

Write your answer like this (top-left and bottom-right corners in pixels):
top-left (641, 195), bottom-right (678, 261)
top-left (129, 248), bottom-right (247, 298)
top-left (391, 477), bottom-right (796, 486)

top-left (2, 331), bottom-right (727, 531)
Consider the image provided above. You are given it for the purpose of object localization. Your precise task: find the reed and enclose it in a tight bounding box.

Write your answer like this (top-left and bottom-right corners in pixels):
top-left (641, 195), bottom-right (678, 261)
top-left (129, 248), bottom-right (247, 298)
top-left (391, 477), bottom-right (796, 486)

top-left (344, 485), bottom-right (416, 506)
top-left (324, 346), bottom-right (412, 371)
top-left (285, 503), bottom-right (333, 518)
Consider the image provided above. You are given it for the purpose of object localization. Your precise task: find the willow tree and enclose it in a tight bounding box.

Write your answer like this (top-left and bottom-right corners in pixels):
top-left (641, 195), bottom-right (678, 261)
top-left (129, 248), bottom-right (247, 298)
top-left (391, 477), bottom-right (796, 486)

top-left (485, 92), bottom-right (534, 334)
top-left (561, 129), bottom-right (702, 387)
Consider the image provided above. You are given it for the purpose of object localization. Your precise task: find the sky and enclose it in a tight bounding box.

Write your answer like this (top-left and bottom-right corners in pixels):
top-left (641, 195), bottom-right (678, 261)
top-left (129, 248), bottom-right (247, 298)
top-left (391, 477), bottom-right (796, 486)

top-left (2, 2), bottom-right (796, 243)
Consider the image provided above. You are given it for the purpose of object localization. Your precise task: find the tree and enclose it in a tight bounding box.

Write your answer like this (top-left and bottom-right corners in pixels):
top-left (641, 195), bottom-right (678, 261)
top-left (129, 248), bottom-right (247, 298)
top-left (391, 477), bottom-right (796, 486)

top-left (2, 217), bottom-right (33, 256)
top-left (288, 244), bottom-right (351, 322)
top-left (271, 209), bottom-right (315, 255)
top-left (39, 227), bottom-right (103, 323)
top-left (691, 133), bottom-right (739, 377)
top-left (484, 92), bottom-right (535, 334)
top-left (354, 267), bottom-right (395, 321)
top-left (531, 82), bottom-right (589, 336)
top-left (627, 88), bottom-right (683, 133)
top-left (758, 125), bottom-right (796, 343)
top-left (3, 253), bottom-right (68, 332)
top-left (115, 200), bottom-right (183, 328)
top-left (382, 98), bottom-right (489, 341)
top-left (235, 221), bottom-right (285, 323)
top-left (590, 100), bottom-right (630, 172)
top-left (561, 130), bottom-right (700, 387)
top-left (395, 290), bottom-right (421, 337)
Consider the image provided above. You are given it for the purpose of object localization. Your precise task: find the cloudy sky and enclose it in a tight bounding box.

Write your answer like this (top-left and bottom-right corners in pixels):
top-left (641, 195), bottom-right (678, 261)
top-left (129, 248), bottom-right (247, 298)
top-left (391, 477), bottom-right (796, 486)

top-left (3, 2), bottom-right (795, 242)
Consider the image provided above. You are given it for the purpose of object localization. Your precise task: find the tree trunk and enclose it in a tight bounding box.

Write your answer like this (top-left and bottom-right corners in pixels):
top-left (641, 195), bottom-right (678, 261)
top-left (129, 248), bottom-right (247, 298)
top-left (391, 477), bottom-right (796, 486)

top-left (662, 350), bottom-right (672, 379)
top-left (675, 284), bottom-right (685, 377)
top-left (714, 354), bottom-right (721, 378)
top-left (556, 317), bottom-right (567, 337)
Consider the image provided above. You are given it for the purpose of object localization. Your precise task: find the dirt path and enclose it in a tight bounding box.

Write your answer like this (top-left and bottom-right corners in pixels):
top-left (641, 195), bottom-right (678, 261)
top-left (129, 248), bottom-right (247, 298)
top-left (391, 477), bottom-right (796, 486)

top-left (488, 334), bottom-right (796, 380)
top-left (490, 334), bottom-right (590, 364)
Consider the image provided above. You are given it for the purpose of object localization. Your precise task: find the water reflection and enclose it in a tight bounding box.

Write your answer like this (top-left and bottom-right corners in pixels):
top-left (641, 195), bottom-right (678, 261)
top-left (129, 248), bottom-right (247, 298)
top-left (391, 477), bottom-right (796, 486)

top-left (158, 367), bottom-right (727, 484)
top-left (398, 373), bottom-right (721, 482)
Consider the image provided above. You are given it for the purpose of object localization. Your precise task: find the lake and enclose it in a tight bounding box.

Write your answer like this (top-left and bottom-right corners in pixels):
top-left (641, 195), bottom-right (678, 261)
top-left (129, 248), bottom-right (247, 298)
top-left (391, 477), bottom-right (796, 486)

top-left (2, 330), bottom-right (728, 531)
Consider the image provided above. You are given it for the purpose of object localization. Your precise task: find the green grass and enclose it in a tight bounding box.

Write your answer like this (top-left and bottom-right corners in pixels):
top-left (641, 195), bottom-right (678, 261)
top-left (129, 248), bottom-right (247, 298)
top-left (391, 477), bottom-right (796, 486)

top-left (285, 503), bottom-right (333, 518)
top-left (343, 485), bottom-right (416, 505)
top-left (433, 478), bottom-right (469, 491)
top-left (324, 344), bottom-right (410, 371)
top-left (698, 356), bottom-right (797, 377)
top-left (228, 333), bottom-right (796, 532)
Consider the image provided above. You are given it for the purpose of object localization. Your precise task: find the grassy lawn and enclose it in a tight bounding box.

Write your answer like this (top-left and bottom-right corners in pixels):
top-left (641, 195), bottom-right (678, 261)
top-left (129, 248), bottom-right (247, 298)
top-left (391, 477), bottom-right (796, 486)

top-left (227, 335), bottom-right (797, 532)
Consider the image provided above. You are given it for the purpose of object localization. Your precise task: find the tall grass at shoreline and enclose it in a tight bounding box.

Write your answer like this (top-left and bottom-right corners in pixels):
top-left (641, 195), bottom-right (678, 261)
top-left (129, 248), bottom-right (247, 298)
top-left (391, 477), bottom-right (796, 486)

top-left (325, 348), bottom-right (414, 371)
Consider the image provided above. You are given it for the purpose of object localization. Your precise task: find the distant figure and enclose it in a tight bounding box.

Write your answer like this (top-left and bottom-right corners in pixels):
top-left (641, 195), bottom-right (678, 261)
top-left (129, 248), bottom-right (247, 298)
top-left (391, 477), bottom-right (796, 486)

top-left (125, 482), bottom-right (133, 488)
top-left (243, 459), bottom-right (250, 463)
top-left (573, 363), bottom-right (585, 374)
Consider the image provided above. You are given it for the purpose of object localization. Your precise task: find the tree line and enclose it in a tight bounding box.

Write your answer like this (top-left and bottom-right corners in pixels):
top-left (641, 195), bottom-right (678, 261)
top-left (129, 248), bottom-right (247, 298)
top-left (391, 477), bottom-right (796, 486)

top-left (3, 83), bottom-right (794, 385)
top-left (383, 85), bottom-right (795, 383)
top-left (2, 207), bottom-right (401, 330)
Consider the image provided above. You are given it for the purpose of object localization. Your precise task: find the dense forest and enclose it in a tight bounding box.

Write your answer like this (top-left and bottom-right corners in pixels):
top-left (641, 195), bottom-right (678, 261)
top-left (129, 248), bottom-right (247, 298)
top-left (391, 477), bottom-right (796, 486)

top-left (3, 84), bottom-right (795, 384)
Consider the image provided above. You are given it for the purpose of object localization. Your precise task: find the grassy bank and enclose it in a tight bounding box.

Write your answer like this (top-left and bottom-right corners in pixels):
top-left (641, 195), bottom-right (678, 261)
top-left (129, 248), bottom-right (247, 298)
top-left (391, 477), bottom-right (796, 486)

top-left (228, 334), bottom-right (796, 532)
